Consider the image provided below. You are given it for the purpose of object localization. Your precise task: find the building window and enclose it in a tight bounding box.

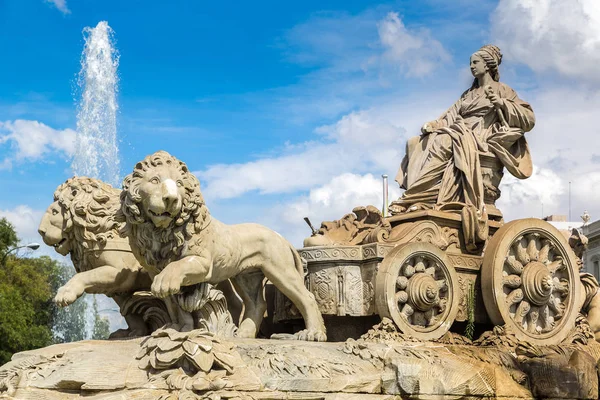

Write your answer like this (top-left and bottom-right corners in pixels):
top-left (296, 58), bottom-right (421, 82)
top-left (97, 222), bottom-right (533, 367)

top-left (594, 261), bottom-right (600, 280)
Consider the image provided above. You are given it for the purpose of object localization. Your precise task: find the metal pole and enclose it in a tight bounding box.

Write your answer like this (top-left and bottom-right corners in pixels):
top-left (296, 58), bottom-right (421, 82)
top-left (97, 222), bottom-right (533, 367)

top-left (1, 245), bottom-right (23, 267)
top-left (382, 174), bottom-right (389, 217)
top-left (0, 243), bottom-right (40, 267)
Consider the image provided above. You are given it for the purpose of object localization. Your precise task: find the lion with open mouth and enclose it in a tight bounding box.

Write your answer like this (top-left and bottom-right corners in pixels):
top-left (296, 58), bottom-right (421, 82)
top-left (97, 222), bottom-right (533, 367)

top-left (120, 151), bottom-right (327, 341)
top-left (38, 177), bottom-right (162, 337)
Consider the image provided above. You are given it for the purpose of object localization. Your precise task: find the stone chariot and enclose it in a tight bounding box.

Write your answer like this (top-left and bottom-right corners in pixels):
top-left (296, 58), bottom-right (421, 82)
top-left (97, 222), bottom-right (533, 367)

top-left (276, 167), bottom-right (581, 346)
top-left (274, 43), bottom-right (583, 346)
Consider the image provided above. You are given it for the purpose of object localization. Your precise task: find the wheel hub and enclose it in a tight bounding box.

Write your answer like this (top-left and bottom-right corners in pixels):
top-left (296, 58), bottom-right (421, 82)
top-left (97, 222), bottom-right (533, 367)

top-left (408, 273), bottom-right (440, 312)
top-left (521, 261), bottom-right (553, 306)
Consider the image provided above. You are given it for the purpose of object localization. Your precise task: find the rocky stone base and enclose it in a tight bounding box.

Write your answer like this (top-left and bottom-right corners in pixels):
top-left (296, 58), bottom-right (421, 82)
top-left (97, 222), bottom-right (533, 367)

top-left (2, 328), bottom-right (600, 400)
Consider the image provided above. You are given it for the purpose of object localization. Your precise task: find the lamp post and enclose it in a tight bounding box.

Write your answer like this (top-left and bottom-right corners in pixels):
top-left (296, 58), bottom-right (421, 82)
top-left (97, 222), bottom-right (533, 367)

top-left (1, 242), bottom-right (40, 267)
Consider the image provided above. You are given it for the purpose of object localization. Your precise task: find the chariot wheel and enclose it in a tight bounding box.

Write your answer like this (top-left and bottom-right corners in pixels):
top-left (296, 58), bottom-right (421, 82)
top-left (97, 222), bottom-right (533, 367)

top-left (375, 242), bottom-right (459, 340)
top-left (481, 218), bottom-right (581, 345)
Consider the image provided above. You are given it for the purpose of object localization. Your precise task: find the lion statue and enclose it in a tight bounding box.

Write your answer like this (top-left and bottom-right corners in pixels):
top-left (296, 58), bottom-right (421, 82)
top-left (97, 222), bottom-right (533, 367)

top-left (120, 151), bottom-right (327, 341)
top-left (38, 177), bottom-right (164, 338)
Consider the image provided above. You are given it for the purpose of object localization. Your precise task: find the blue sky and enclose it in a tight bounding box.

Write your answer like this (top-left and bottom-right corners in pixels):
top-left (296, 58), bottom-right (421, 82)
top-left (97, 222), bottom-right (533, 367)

top-left (1, 0), bottom-right (600, 254)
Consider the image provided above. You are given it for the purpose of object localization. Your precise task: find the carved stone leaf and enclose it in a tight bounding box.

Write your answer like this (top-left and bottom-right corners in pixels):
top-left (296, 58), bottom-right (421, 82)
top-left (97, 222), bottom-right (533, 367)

top-left (212, 350), bottom-right (244, 373)
top-left (157, 338), bottom-right (182, 352)
top-left (138, 354), bottom-right (151, 370)
top-left (136, 344), bottom-right (152, 360)
top-left (150, 351), bottom-right (160, 370)
top-left (165, 368), bottom-right (192, 390)
top-left (165, 329), bottom-right (191, 342)
top-left (156, 347), bottom-right (185, 365)
top-left (191, 375), bottom-right (211, 392)
top-left (182, 341), bottom-right (200, 356)
top-left (187, 350), bottom-right (214, 372)
top-left (188, 336), bottom-right (213, 352)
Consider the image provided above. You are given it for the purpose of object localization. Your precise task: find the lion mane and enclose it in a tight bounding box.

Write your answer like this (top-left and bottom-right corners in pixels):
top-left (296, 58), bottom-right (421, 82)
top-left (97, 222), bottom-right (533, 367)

top-left (54, 177), bottom-right (124, 272)
top-left (120, 151), bottom-right (209, 272)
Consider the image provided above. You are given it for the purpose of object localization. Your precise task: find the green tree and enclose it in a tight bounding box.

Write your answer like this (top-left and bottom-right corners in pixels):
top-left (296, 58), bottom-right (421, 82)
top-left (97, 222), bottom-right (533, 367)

top-left (0, 221), bottom-right (87, 365)
top-left (91, 295), bottom-right (110, 340)
top-left (0, 256), bottom-right (55, 364)
top-left (0, 218), bottom-right (18, 255)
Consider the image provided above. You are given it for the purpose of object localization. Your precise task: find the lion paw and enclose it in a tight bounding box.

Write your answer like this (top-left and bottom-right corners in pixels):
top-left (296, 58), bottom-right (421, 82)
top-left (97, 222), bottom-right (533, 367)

top-left (151, 268), bottom-right (184, 298)
top-left (271, 329), bottom-right (327, 342)
top-left (54, 285), bottom-right (81, 307)
top-left (294, 329), bottom-right (327, 342)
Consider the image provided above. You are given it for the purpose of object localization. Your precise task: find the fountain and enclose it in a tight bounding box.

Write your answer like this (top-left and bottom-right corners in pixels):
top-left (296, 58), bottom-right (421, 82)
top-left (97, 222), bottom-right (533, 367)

top-left (71, 21), bottom-right (120, 186)
top-left (3, 36), bottom-right (600, 400)
top-left (73, 21), bottom-right (124, 335)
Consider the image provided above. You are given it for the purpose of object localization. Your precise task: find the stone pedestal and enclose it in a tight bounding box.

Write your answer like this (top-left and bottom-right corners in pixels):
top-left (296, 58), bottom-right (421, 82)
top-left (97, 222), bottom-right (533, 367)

top-left (3, 331), bottom-right (600, 399)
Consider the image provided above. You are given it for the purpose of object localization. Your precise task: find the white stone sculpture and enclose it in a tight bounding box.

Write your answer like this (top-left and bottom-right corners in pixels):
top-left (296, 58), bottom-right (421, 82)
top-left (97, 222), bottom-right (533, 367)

top-left (120, 151), bottom-right (327, 341)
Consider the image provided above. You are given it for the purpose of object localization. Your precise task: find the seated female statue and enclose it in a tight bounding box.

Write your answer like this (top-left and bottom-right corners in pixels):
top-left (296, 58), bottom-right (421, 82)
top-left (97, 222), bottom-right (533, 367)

top-left (389, 45), bottom-right (535, 249)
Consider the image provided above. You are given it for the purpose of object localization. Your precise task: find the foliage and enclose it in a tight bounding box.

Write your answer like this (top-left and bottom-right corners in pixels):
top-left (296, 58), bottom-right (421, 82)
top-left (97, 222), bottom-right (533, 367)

top-left (0, 222), bottom-right (87, 365)
top-left (0, 256), bottom-right (56, 364)
top-left (465, 280), bottom-right (476, 341)
top-left (0, 218), bottom-right (18, 255)
top-left (91, 295), bottom-right (110, 340)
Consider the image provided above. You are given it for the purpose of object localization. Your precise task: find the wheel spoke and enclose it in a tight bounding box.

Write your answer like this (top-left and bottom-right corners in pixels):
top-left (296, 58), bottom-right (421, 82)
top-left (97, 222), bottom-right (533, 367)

top-left (528, 307), bottom-right (540, 333)
top-left (396, 276), bottom-right (408, 290)
top-left (436, 279), bottom-right (447, 292)
top-left (547, 257), bottom-right (563, 274)
top-left (404, 262), bottom-right (415, 278)
top-left (527, 234), bottom-right (539, 261)
top-left (552, 278), bottom-right (569, 297)
top-left (395, 290), bottom-right (408, 304)
top-left (401, 303), bottom-right (414, 318)
top-left (548, 294), bottom-right (564, 319)
top-left (413, 311), bottom-right (426, 327)
top-left (414, 256), bottom-right (425, 273)
top-left (436, 298), bottom-right (447, 313)
top-left (514, 300), bottom-right (531, 325)
top-left (505, 256), bottom-right (524, 275)
top-left (538, 240), bottom-right (551, 263)
top-left (514, 238), bottom-right (531, 265)
top-left (423, 309), bottom-right (435, 327)
top-left (503, 275), bottom-right (522, 289)
top-left (540, 305), bottom-right (553, 332)
top-left (506, 288), bottom-right (524, 305)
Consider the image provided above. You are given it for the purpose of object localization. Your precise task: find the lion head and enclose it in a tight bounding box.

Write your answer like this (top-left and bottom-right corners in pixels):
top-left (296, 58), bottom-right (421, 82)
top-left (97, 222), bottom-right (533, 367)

top-left (120, 151), bottom-right (209, 271)
top-left (38, 177), bottom-right (124, 271)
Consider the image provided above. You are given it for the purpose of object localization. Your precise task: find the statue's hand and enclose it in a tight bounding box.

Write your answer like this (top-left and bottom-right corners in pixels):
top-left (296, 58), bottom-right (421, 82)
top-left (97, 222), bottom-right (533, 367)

top-left (484, 86), bottom-right (503, 108)
top-left (151, 263), bottom-right (185, 298)
top-left (421, 122), bottom-right (435, 135)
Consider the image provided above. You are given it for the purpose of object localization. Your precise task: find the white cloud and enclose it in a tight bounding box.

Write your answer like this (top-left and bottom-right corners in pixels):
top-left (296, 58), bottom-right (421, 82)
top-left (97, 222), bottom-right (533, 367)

top-left (45, 0), bottom-right (70, 14)
top-left (491, 0), bottom-right (600, 82)
top-left (498, 86), bottom-right (600, 223)
top-left (0, 119), bottom-right (76, 168)
top-left (0, 205), bottom-right (44, 246)
top-left (497, 166), bottom-right (565, 220)
top-left (197, 108), bottom-right (411, 200)
top-left (258, 173), bottom-right (402, 247)
top-left (377, 12), bottom-right (451, 77)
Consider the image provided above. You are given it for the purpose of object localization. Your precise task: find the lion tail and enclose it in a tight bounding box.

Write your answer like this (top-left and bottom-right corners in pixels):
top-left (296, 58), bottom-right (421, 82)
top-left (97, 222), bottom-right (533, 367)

top-left (290, 244), bottom-right (306, 277)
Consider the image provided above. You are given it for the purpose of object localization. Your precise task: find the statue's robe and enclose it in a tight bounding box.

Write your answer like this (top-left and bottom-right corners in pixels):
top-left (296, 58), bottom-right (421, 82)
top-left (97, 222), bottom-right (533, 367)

top-left (394, 81), bottom-right (535, 213)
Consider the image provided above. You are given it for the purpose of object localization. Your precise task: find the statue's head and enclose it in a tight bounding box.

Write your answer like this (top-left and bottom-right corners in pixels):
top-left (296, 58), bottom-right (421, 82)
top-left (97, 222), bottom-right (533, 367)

top-left (470, 44), bottom-right (502, 82)
top-left (38, 177), bottom-right (123, 266)
top-left (121, 151), bottom-right (204, 229)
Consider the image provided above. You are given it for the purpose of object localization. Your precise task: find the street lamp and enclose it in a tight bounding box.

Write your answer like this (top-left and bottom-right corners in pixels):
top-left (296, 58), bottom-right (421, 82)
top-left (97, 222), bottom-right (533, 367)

top-left (1, 242), bottom-right (40, 266)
